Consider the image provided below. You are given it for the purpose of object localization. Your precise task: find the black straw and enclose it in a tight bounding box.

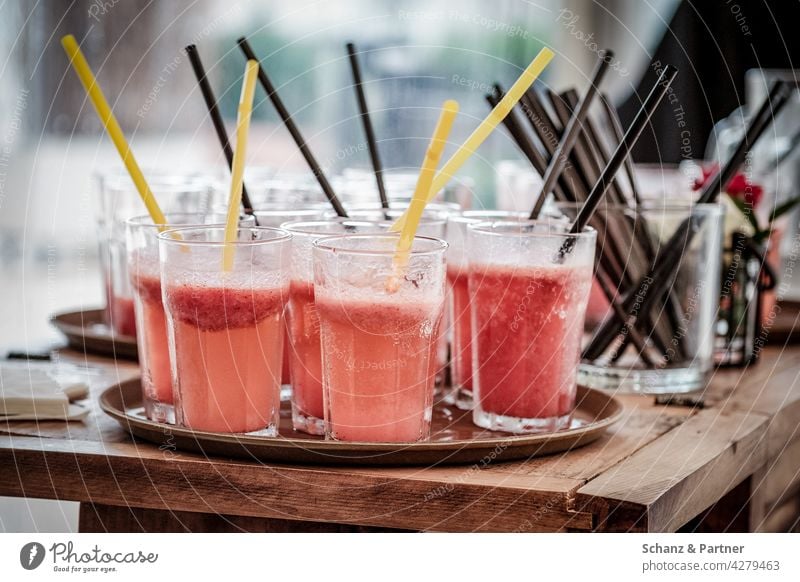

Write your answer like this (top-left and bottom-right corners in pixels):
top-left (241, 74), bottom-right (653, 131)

top-left (185, 44), bottom-right (255, 217)
top-left (530, 52), bottom-right (612, 219)
top-left (346, 42), bottom-right (388, 210)
top-left (584, 80), bottom-right (792, 360)
top-left (698, 81), bottom-right (792, 205)
top-left (237, 36), bottom-right (348, 217)
top-left (563, 66), bottom-right (679, 241)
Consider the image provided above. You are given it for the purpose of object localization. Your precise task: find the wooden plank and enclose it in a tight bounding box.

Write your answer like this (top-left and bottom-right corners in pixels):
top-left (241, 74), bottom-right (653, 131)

top-left (574, 408), bottom-right (768, 532)
top-left (0, 434), bottom-right (590, 532)
top-left (78, 503), bottom-right (407, 532)
top-left (491, 396), bottom-right (689, 482)
top-left (749, 439), bottom-right (800, 531)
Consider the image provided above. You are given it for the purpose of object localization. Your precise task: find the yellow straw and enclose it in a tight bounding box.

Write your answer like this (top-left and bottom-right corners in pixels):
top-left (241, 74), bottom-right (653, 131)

top-left (222, 59), bottom-right (259, 272)
top-left (391, 47), bottom-right (554, 232)
top-left (387, 100), bottom-right (459, 291)
top-left (61, 34), bottom-right (167, 226)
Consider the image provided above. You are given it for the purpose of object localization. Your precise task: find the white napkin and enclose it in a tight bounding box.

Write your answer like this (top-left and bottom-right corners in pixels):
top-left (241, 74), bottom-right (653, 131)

top-left (0, 363), bottom-right (90, 421)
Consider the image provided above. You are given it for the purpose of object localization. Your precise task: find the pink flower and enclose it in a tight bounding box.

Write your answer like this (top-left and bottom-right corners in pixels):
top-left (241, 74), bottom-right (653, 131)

top-left (693, 164), bottom-right (763, 208)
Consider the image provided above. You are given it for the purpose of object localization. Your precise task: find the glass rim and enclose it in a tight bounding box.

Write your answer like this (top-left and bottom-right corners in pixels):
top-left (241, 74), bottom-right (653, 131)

top-left (250, 207), bottom-right (330, 217)
top-left (553, 200), bottom-right (723, 213)
top-left (448, 209), bottom-right (531, 225)
top-left (126, 212), bottom-right (231, 229)
top-left (342, 209), bottom-right (448, 226)
top-left (468, 219), bottom-right (596, 240)
top-left (312, 233), bottom-right (448, 257)
top-left (280, 219), bottom-right (386, 234)
top-left (156, 225), bottom-right (291, 246)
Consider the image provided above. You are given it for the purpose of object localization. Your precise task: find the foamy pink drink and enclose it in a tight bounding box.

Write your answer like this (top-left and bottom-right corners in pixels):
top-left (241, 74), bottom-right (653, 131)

top-left (159, 225), bottom-right (291, 434)
top-left (467, 220), bottom-right (595, 433)
top-left (313, 234), bottom-right (447, 443)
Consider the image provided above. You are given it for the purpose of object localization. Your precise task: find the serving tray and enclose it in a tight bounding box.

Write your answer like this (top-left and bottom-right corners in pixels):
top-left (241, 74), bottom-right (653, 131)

top-left (51, 308), bottom-right (138, 360)
top-left (100, 379), bottom-right (623, 466)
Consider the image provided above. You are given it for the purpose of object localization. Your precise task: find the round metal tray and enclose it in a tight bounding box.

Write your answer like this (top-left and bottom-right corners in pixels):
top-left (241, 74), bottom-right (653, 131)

top-left (100, 379), bottom-right (623, 466)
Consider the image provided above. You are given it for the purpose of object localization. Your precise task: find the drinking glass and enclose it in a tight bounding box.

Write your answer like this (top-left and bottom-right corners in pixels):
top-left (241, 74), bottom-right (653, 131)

top-left (282, 220), bottom-right (389, 434)
top-left (159, 226), bottom-right (291, 434)
top-left (313, 234), bottom-right (447, 442)
top-left (126, 213), bottom-right (252, 423)
top-left (467, 221), bottom-right (596, 433)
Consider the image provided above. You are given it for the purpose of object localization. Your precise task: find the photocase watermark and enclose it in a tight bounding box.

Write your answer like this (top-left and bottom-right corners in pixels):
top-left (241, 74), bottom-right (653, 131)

top-left (20, 542), bottom-right (46, 570)
top-left (725, 0), bottom-right (753, 37)
top-left (555, 9), bottom-right (629, 77)
top-left (320, 140), bottom-right (368, 174)
top-left (398, 9), bottom-right (533, 39)
top-left (87, 0), bottom-right (122, 22)
top-left (422, 442), bottom-right (508, 501)
top-left (513, 496), bottom-right (559, 532)
top-left (510, 273), bottom-right (547, 332)
top-left (650, 60), bottom-right (692, 160)
top-left (20, 541), bottom-right (158, 574)
top-left (137, 5), bottom-right (242, 119)
top-left (0, 87), bottom-right (29, 210)
top-left (451, 74), bottom-right (493, 94)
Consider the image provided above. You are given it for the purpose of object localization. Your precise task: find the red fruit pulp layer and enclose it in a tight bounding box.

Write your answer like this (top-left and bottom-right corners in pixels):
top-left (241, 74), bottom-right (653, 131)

top-left (316, 293), bottom-right (442, 443)
top-left (470, 263), bottom-right (590, 420)
top-left (447, 267), bottom-right (472, 391)
top-left (165, 283), bottom-right (286, 433)
top-left (287, 280), bottom-right (323, 420)
top-left (131, 272), bottom-right (172, 406)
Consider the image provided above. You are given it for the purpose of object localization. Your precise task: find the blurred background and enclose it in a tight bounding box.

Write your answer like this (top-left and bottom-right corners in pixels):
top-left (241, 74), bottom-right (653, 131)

top-left (0, 0), bottom-right (798, 530)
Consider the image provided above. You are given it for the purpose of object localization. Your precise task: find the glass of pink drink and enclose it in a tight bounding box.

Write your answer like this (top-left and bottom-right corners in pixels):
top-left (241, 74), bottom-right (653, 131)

top-left (251, 207), bottom-right (329, 399)
top-left (159, 226), bottom-right (291, 434)
top-left (126, 213), bottom-right (250, 423)
top-left (281, 220), bottom-right (389, 435)
top-left (467, 220), bottom-right (596, 433)
top-left (446, 210), bottom-right (528, 410)
top-left (313, 234), bottom-right (447, 443)
top-left (96, 171), bottom-right (216, 337)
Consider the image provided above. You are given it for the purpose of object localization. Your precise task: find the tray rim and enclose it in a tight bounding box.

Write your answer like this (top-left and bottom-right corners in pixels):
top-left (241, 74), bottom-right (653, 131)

top-left (51, 307), bottom-right (138, 359)
top-left (99, 378), bottom-right (624, 465)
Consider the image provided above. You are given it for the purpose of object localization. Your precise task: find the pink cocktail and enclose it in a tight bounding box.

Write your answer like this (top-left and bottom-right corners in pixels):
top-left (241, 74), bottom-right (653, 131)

top-left (282, 220), bottom-right (388, 434)
top-left (127, 213), bottom-right (241, 423)
top-left (467, 220), bottom-right (595, 433)
top-left (313, 234), bottom-right (447, 443)
top-left (445, 211), bottom-right (527, 409)
top-left (251, 207), bottom-right (329, 398)
top-left (159, 226), bottom-right (291, 434)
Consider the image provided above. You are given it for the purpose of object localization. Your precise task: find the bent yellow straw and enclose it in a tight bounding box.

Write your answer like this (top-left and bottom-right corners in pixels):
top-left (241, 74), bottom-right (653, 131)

top-left (61, 34), bottom-right (167, 226)
top-left (388, 99), bottom-right (459, 291)
top-left (391, 47), bottom-right (555, 232)
top-left (222, 59), bottom-right (259, 272)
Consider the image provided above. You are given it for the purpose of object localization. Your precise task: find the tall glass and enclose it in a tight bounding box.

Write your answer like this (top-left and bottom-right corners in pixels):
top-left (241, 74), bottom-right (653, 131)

top-left (159, 226), bottom-right (290, 434)
top-left (467, 221), bottom-right (596, 433)
top-left (282, 220), bottom-right (389, 435)
top-left (313, 234), bottom-right (447, 442)
top-left (95, 171), bottom-right (215, 337)
top-left (445, 210), bottom-right (532, 410)
top-left (126, 213), bottom-right (251, 423)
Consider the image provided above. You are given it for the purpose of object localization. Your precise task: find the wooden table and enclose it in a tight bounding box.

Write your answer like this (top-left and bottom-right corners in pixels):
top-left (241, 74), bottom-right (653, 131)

top-left (1, 346), bottom-right (799, 533)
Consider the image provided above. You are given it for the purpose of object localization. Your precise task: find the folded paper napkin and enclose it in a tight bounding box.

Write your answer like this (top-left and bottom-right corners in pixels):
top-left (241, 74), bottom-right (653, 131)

top-left (0, 363), bottom-right (90, 421)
